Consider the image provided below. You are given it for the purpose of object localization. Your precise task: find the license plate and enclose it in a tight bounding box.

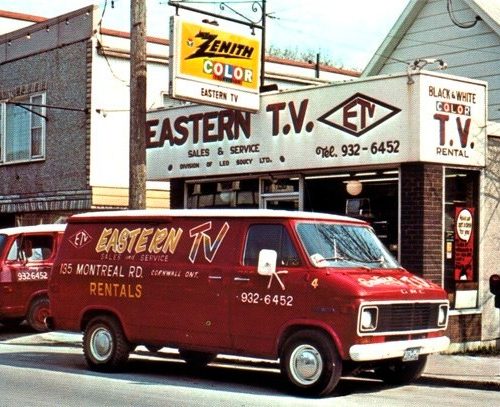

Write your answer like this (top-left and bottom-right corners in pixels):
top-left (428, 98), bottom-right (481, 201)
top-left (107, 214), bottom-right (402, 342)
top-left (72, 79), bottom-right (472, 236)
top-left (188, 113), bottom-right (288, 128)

top-left (402, 347), bottom-right (420, 362)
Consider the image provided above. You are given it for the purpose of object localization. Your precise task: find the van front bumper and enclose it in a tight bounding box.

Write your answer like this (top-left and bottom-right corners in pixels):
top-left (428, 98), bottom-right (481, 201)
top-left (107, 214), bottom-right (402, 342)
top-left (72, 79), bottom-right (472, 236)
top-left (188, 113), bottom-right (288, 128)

top-left (349, 336), bottom-right (450, 362)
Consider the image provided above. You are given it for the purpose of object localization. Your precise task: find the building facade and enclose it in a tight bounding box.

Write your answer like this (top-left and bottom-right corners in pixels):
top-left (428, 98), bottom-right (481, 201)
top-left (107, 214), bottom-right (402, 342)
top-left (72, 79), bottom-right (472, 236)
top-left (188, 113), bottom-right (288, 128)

top-left (146, 70), bottom-right (492, 349)
top-left (0, 6), bottom-right (358, 228)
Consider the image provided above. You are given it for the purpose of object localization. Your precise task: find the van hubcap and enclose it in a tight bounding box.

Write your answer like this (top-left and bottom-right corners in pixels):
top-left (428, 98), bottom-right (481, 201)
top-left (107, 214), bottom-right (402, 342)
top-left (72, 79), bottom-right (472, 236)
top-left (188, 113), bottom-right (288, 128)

top-left (91, 328), bottom-right (113, 361)
top-left (290, 344), bottom-right (323, 385)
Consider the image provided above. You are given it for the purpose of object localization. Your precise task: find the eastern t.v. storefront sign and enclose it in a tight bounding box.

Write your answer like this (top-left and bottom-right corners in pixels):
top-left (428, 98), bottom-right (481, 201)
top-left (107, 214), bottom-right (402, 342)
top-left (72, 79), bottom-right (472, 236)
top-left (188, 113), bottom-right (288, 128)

top-left (146, 71), bottom-right (487, 180)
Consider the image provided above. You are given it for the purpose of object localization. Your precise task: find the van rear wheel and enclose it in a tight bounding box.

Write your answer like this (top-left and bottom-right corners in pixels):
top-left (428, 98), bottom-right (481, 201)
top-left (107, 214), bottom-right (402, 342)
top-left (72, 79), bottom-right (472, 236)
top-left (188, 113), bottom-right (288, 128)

top-left (27, 297), bottom-right (50, 332)
top-left (280, 330), bottom-right (342, 397)
top-left (83, 316), bottom-right (131, 372)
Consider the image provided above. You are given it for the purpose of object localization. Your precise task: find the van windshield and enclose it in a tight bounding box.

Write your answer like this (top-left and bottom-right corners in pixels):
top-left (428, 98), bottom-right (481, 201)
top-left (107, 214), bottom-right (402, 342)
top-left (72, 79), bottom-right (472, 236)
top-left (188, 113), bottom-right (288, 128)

top-left (296, 222), bottom-right (399, 269)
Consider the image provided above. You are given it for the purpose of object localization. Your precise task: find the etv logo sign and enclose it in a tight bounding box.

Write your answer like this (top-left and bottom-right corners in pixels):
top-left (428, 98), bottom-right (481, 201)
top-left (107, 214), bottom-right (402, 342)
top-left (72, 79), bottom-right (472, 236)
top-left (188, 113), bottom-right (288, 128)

top-left (68, 229), bottom-right (92, 249)
top-left (318, 93), bottom-right (401, 137)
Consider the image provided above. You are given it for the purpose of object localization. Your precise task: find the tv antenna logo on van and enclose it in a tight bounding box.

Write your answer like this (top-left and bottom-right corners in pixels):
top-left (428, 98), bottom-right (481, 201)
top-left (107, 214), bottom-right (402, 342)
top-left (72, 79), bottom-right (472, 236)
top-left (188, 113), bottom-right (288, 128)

top-left (68, 229), bottom-right (93, 249)
top-left (318, 93), bottom-right (401, 137)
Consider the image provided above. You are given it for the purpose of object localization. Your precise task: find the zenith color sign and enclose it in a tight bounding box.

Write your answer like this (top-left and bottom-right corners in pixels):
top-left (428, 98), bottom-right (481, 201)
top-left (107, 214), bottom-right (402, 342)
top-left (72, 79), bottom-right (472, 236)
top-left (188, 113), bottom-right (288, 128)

top-left (169, 16), bottom-right (261, 112)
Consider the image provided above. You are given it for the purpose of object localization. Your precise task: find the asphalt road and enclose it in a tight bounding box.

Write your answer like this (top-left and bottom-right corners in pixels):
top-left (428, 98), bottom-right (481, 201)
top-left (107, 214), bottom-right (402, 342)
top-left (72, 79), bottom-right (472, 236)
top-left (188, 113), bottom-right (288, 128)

top-left (1, 328), bottom-right (499, 407)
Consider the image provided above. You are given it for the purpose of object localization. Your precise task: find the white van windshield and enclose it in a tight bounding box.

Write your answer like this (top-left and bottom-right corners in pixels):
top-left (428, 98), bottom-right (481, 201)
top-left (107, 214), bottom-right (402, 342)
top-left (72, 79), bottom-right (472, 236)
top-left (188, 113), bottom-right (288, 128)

top-left (296, 222), bottom-right (399, 269)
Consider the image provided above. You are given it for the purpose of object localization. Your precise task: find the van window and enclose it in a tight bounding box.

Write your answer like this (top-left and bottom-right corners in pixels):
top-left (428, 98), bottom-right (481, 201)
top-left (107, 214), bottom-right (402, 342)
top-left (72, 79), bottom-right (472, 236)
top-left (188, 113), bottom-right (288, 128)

top-left (7, 235), bottom-right (54, 261)
top-left (296, 222), bottom-right (398, 268)
top-left (244, 224), bottom-right (301, 267)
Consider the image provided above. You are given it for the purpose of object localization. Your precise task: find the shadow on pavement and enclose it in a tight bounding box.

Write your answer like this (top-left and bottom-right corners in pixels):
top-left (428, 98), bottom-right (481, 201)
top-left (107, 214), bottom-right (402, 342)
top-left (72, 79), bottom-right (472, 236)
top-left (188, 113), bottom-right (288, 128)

top-left (0, 341), bottom-right (392, 399)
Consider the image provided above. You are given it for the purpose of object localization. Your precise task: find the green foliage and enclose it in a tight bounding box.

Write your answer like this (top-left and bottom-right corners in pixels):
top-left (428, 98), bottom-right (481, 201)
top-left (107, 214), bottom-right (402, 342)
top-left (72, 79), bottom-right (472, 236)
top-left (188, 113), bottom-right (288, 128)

top-left (267, 45), bottom-right (344, 68)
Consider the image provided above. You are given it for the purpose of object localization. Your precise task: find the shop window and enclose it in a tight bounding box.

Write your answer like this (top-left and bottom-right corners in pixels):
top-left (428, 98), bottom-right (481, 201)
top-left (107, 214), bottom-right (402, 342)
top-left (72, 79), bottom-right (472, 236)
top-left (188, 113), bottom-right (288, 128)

top-left (0, 93), bottom-right (46, 164)
top-left (186, 179), bottom-right (258, 209)
top-left (304, 174), bottom-right (399, 256)
top-left (444, 169), bottom-right (479, 309)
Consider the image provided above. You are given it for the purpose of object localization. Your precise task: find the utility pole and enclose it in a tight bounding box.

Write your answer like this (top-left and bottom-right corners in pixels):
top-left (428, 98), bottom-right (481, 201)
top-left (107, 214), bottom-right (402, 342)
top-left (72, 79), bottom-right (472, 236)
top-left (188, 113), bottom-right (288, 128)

top-left (129, 0), bottom-right (147, 209)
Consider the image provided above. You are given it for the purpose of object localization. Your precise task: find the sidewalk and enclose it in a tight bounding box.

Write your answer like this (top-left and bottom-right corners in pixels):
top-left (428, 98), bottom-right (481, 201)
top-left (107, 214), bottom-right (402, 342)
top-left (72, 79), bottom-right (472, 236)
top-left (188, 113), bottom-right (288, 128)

top-left (4, 331), bottom-right (500, 390)
top-left (421, 353), bottom-right (500, 390)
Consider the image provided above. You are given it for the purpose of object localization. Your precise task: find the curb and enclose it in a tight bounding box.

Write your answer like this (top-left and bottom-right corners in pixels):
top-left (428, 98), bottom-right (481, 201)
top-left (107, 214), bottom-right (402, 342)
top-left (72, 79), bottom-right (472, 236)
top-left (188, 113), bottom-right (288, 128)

top-left (419, 375), bottom-right (500, 391)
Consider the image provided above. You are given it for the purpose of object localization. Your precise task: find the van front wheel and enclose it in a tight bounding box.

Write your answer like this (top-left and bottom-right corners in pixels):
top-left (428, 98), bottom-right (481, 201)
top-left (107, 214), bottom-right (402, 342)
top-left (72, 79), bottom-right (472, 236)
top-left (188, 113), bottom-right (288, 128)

top-left (83, 316), bottom-right (131, 372)
top-left (280, 330), bottom-right (342, 397)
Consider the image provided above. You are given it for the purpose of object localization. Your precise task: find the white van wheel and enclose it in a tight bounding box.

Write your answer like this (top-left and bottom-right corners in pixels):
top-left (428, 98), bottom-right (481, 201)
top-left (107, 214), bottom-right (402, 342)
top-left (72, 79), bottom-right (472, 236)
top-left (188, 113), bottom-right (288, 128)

top-left (83, 316), bottom-right (131, 371)
top-left (281, 330), bottom-right (342, 397)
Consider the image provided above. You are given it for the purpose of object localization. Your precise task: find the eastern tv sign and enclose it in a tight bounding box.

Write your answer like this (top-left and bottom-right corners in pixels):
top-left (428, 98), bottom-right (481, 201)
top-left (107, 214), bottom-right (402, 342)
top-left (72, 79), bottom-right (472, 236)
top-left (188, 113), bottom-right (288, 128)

top-left (147, 71), bottom-right (487, 180)
top-left (169, 16), bottom-right (261, 112)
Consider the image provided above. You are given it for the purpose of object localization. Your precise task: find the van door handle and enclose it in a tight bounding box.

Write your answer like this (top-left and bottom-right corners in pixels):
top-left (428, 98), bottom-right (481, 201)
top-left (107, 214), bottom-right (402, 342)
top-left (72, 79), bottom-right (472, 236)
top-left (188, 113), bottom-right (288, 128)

top-left (208, 275), bottom-right (223, 281)
top-left (233, 276), bottom-right (250, 282)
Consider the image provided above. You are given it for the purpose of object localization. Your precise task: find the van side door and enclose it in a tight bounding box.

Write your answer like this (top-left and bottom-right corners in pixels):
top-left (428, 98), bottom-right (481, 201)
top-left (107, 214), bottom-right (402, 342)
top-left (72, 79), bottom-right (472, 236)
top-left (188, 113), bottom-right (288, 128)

top-left (140, 218), bottom-right (236, 350)
top-left (230, 223), bottom-right (309, 357)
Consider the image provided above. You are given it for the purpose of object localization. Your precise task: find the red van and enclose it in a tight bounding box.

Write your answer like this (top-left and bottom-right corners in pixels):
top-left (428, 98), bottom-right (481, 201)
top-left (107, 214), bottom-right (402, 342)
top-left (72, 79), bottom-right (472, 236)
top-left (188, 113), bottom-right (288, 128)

top-left (0, 224), bottom-right (66, 331)
top-left (47, 209), bottom-right (449, 396)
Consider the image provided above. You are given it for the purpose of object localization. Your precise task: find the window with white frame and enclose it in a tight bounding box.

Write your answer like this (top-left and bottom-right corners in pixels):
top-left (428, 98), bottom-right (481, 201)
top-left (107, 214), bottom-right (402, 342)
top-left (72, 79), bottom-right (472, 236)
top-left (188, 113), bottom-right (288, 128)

top-left (0, 93), bottom-right (46, 164)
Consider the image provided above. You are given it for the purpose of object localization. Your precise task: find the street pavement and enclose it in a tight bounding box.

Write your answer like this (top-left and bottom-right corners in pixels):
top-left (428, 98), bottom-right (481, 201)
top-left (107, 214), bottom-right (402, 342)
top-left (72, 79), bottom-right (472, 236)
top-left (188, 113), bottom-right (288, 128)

top-left (3, 331), bottom-right (499, 391)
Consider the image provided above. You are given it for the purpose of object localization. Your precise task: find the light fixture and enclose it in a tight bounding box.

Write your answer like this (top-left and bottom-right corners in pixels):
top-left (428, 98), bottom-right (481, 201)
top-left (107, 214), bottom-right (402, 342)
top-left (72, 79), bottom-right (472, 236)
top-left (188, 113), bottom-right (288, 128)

top-left (407, 58), bottom-right (448, 84)
top-left (26, 33), bottom-right (31, 39)
top-left (346, 180), bottom-right (362, 196)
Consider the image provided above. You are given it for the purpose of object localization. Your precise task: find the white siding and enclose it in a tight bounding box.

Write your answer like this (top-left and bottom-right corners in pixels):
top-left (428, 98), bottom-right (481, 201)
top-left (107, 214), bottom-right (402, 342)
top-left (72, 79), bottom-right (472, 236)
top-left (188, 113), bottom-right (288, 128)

top-left (375, 0), bottom-right (500, 121)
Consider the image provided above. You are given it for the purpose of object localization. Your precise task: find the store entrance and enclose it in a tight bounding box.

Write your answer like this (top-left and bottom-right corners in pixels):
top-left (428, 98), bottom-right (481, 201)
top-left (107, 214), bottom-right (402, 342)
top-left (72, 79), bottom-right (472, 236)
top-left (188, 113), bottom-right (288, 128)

top-left (261, 177), bottom-right (302, 211)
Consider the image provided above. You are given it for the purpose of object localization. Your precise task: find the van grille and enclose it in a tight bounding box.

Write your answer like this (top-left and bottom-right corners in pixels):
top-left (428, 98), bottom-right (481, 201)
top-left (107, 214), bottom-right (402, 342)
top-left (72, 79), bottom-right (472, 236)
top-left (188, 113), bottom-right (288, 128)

top-left (375, 303), bottom-right (440, 333)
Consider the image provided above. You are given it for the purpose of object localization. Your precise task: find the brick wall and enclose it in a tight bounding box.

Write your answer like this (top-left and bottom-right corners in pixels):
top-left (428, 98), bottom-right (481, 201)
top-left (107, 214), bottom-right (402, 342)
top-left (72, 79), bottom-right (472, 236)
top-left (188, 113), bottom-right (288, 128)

top-left (446, 314), bottom-right (482, 343)
top-left (0, 39), bottom-right (92, 213)
top-left (400, 163), bottom-right (443, 284)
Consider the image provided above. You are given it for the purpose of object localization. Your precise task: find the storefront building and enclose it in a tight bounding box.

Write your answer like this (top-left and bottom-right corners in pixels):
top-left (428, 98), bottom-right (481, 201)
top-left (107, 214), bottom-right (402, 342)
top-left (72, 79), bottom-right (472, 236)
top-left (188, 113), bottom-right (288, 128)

top-left (146, 70), bottom-right (491, 348)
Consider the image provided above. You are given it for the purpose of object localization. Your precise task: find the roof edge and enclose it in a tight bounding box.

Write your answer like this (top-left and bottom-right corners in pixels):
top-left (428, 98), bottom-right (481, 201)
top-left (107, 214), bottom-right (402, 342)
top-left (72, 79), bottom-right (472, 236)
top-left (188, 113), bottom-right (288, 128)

top-left (463, 0), bottom-right (500, 36)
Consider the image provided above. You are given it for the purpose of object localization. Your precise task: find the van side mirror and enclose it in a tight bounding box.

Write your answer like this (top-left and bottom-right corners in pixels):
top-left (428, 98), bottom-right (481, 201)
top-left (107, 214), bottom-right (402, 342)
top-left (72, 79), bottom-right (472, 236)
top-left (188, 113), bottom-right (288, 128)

top-left (257, 249), bottom-right (277, 276)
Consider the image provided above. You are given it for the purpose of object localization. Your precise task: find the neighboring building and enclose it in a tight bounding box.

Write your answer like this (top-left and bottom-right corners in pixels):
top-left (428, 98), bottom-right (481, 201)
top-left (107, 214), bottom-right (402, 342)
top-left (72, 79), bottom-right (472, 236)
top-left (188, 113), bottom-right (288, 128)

top-left (0, 6), bottom-right (359, 228)
top-left (361, 0), bottom-right (500, 350)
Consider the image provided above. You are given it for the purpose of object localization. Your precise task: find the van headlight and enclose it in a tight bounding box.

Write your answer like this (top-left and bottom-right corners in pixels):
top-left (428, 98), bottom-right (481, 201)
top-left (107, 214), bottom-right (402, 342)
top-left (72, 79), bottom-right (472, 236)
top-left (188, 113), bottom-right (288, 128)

top-left (359, 306), bottom-right (378, 332)
top-left (438, 304), bottom-right (448, 327)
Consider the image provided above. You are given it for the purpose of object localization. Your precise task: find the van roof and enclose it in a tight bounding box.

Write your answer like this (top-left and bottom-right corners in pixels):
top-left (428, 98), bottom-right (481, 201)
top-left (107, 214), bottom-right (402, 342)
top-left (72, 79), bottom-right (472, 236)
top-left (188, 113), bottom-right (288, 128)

top-left (0, 223), bottom-right (66, 236)
top-left (68, 209), bottom-right (366, 225)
